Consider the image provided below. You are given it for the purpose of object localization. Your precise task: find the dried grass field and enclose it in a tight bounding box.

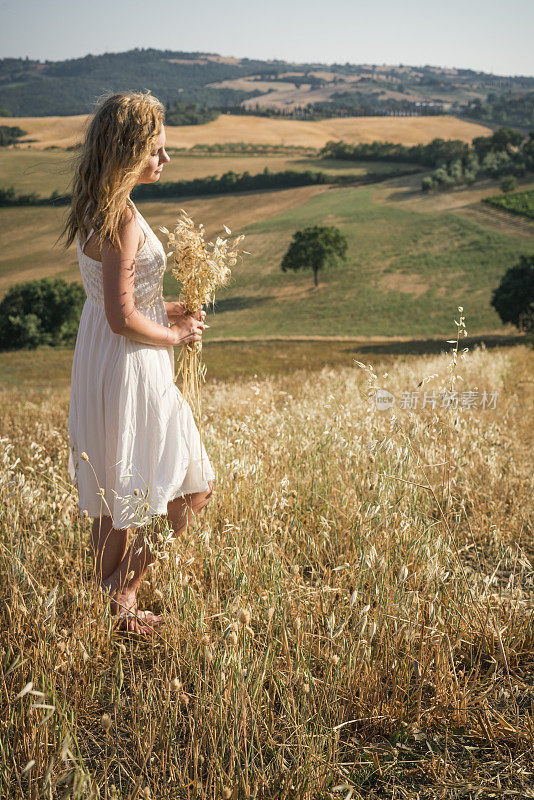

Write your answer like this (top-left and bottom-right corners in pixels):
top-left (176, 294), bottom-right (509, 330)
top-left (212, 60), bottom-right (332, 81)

top-left (1, 330), bottom-right (533, 799)
top-left (6, 113), bottom-right (492, 150)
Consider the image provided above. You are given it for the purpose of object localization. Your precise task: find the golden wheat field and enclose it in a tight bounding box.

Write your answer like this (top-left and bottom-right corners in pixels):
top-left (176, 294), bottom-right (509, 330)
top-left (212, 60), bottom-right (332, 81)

top-left (1, 329), bottom-right (533, 799)
top-left (7, 113), bottom-right (492, 150)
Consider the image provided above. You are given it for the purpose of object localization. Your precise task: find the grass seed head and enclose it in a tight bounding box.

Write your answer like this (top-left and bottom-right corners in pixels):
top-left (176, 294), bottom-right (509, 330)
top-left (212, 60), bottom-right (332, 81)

top-left (238, 607), bottom-right (251, 626)
top-left (227, 630), bottom-right (238, 646)
top-left (398, 565), bottom-right (409, 583)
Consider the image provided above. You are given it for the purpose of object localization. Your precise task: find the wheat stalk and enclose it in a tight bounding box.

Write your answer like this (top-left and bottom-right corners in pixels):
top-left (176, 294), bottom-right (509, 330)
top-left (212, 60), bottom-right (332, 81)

top-left (160, 209), bottom-right (250, 424)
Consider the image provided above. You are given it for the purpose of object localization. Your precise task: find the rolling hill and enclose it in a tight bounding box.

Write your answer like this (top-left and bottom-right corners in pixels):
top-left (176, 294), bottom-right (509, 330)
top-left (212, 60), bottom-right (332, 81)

top-left (1, 48), bottom-right (533, 123)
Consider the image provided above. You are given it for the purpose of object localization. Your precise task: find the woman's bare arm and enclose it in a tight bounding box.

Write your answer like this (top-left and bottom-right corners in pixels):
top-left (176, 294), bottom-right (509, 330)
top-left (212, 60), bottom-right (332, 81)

top-left (101, 206), bottom-right (204, 347)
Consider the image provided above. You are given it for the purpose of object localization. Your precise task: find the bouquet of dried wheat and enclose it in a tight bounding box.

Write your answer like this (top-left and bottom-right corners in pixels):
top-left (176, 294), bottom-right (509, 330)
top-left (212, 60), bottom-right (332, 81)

top-left (160, 209), bottom-right (249, 423)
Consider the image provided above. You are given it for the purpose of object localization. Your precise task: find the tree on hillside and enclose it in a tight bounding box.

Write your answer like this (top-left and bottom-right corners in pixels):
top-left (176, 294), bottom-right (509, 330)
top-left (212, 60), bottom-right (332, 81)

top-left (0, 278), bottom-right (86, 350)
top-left (281, 225), bottom-right (348, 288)
top-left (491, 254), bottom-right (534, 333)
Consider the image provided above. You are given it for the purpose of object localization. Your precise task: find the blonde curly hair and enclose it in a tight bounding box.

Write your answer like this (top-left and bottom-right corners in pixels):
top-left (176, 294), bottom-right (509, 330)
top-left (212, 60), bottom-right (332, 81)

top-left (60, 90), bottom-right (165, 251)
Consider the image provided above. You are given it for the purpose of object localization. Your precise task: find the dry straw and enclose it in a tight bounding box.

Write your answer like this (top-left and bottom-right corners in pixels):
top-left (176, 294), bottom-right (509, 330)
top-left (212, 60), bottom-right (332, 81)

top-left (160, 209), bottom-right (250, 424)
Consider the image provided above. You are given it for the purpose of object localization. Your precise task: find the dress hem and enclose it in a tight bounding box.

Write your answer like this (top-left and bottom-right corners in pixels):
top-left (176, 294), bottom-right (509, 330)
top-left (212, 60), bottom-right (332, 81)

top-left (78, 471), bottom-right (216, 529)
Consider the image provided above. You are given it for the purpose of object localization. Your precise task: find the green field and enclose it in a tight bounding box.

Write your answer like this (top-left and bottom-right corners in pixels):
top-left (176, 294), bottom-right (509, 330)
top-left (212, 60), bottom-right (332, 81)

top-left (195, 182), bottom-right (534, 339)
top-left (1, 147), bottom-right (533, 343)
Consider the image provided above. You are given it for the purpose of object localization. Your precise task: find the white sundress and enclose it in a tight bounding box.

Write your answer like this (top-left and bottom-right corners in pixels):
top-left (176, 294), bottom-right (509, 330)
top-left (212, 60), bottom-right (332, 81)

top-left (68, 200), bottom-right (215, 529)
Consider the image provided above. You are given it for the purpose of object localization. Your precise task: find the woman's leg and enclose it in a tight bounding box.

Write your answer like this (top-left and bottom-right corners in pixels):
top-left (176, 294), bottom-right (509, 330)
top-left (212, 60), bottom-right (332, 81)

top-left (166, 481), bottom-right (214, 534)
top-left (100, 483), bottom-right (213, 632)
top-left (91, 516), bottom-right (129, 582)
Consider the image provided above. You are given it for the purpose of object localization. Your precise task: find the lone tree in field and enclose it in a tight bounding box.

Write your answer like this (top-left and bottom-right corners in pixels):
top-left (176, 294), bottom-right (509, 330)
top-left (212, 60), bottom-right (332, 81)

top-left (281, 225), bottom-right (348, 288)
top-left (491, 254), bottom-right (534, 333)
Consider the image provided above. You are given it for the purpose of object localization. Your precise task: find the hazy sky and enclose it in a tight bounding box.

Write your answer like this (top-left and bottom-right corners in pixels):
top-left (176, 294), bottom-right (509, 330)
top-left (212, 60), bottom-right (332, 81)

top-left (1, 0), bottom-right (532, 77)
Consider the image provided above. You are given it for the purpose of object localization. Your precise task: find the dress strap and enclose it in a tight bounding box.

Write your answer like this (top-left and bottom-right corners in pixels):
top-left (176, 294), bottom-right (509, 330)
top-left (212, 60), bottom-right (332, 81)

top-left (129, 200), bottom-right (149, 239)
top-left (79, 203), bottom-right (146, 249)
top-left (79, 226), bottom-right (95, 250)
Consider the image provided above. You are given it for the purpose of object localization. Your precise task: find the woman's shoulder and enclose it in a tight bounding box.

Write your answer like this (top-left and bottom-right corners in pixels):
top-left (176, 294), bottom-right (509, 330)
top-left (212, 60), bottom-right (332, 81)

top-left (121, 202), bottom-right (137, 226)
top-left (114, 204), bottom-right (143, 244)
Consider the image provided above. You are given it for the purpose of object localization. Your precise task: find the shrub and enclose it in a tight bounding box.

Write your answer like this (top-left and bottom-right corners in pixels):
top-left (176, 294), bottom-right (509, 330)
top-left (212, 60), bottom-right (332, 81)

top-left (491, 254), bottom-right (534, 333)
top-left (0, 124), bottom-right (26, 146)
top-left (500, 176), bottom-right (518, 193)
top-left (0, 278), bottom-right (86, 350)
top-left (421, 176), bottom-right (435, 193)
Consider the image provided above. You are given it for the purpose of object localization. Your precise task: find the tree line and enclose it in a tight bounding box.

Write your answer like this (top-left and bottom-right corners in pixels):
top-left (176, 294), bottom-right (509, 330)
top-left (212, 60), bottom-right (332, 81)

top-left (464, 91), bottom-right (534, 129)
top-left (164, 101), bottom-right (220, 126)
top-left (0, 169), bottom-right (333, 207)
top-left (318, 127), bottom-right (534, 192)
top-left (319, 137), bottom-right (471, 166)
top-left (0, 166), bottom-right (419, 208)
top-left (421, 128), bottom-right (534, 192)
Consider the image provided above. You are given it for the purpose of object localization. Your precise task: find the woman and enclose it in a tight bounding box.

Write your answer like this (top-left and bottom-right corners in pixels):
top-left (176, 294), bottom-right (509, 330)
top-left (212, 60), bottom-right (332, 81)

top-left (61, 91), bottom-right (215, 634)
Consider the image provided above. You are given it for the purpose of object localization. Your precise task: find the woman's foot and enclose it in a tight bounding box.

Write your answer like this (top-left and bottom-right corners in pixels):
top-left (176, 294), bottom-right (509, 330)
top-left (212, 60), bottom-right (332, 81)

top-left (99, 583), bottom-right (165, 632)
top-left (130, 609), bottom-right (165, 629)
top-left (114, 610), bottom-right (155, 635)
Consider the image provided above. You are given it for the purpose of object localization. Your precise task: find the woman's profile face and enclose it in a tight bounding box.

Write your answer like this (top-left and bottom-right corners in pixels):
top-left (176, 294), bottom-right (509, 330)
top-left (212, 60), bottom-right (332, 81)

top-left (137, 125), bottom-right (170, 184)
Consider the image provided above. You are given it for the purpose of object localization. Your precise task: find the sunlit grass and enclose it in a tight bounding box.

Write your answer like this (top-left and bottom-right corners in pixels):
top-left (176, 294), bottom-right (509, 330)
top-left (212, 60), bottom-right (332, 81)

top-left (1, 326), bottom-right (532, 798)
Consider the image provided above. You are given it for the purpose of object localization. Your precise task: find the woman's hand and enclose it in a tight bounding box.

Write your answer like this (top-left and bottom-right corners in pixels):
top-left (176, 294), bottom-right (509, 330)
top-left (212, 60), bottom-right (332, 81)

top-left (170, 314), bottom-right (206, 345)
top-left (165, 301), bottom-right (206, 325)
top-left (165, 300), bottom-right (187, 323)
